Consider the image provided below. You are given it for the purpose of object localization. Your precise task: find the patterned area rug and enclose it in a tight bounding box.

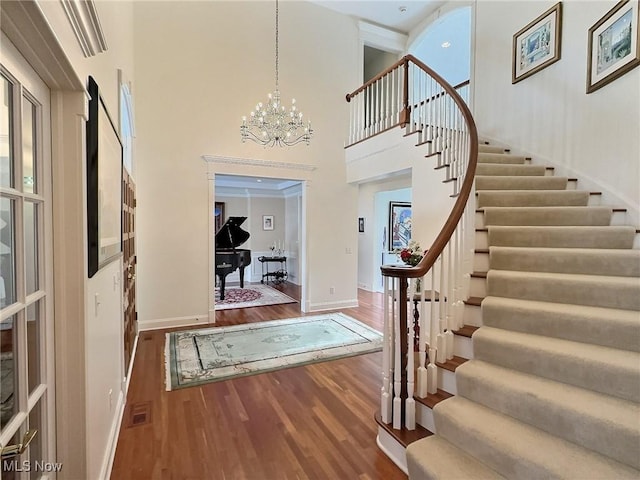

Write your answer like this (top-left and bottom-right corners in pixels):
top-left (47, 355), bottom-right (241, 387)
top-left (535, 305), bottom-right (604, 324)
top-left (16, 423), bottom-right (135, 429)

top-left (214, 284), bottom-right (297, 311)
top-left (165, 313), bottom-right (383, 390)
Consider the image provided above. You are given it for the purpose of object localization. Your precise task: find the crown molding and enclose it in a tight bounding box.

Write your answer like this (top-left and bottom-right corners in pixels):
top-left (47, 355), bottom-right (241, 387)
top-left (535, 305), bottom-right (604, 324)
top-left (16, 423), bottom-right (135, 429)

top-left (202, 155), bottom-right (317, 171)
top-left (60, 0), bottom-right (107, 57)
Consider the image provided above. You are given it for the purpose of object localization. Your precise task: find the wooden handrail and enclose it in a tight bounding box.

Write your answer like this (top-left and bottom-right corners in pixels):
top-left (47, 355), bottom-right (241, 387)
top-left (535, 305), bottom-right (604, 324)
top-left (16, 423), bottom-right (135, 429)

top-left (345, 56), bottom-right (409, 102)
top-left (380, 55), bottom-right (478, 279)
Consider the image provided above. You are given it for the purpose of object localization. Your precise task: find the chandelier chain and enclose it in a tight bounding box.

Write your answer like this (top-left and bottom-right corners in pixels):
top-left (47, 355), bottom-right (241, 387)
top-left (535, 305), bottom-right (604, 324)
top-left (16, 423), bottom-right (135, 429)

top-left (275, 0), bottom-right (279, 91)
top-left (239, 0), bottom-right (313, 147)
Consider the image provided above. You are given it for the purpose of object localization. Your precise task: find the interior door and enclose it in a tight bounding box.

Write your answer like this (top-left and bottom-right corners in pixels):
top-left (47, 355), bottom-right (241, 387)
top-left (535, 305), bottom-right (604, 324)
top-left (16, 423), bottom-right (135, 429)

top-left (1, 35), bottom-right (56, 479)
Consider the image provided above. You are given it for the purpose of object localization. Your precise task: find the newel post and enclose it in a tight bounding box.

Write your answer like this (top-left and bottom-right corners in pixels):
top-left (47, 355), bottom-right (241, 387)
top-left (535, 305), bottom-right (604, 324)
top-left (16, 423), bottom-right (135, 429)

top-left (399, 59), bottom-right (411, 127)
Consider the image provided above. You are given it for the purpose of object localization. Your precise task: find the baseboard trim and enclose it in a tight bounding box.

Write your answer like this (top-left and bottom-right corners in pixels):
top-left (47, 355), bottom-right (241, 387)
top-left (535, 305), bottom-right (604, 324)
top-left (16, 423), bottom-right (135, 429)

top-left (138, 315), bottom-right (209, 331)
top-left (376, 428), bottom-right (408, 475)
top-left (307, 299), bottom-right (358, 312)
top-left (99, 390), bottom-right (125, 480)
top-left (103, 331), bottom-right (139, 480)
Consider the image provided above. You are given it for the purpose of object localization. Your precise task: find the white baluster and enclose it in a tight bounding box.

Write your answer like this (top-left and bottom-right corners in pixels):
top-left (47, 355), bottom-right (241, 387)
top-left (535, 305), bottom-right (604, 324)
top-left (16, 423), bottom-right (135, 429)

top-left (446, 243), bottom-right (455, 360)
top-left (436, 251), bottom-right (447, 364)
top-left (392, 278), bottom-right (402, 429)
top-left (381, 276), bottom-right (392, 423)
top-left (406, 278), bottom-right (416, 430)
top-left (427, 265), bottom-right (438, 394)
top-left (417, 273), bottom-right (428, 398)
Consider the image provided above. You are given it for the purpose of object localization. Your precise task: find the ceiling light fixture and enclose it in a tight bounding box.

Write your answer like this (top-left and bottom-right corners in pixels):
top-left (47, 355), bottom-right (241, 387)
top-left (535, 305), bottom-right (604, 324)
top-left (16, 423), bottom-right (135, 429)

top-left (240, 0), bottom-right (313, 147)
top-left (441, 41), bottom-right (451, 48)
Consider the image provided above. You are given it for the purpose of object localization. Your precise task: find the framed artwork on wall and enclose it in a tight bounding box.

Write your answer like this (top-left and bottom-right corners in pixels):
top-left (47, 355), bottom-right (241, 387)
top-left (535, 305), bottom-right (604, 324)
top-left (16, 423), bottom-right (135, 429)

top-left (587, 0), bottom-right (639, 93)
top-left (512, 2), bottom-right (563, 84)
top-left (263, 215), bottom-right (274, 231)
top-left (86, 76), bottom-right (123, 278)
top-left (388, 202), bottom-right (411, 252)
top-left (358, 217), bottom-right (365, 233)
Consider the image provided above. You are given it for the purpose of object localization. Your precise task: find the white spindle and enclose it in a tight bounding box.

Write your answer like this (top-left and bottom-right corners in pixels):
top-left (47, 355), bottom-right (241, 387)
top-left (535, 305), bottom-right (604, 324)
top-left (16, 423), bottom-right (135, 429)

top-left (417, 273), bottom-right (428, 398)
top-left (392, 278), bottom-right (402, 429)
top-left (445, 242), bottom-right (455, 360)
top-left (406, 278), bottom-right (416, 430)
top-left (381, 276), bottom-right (392, 423)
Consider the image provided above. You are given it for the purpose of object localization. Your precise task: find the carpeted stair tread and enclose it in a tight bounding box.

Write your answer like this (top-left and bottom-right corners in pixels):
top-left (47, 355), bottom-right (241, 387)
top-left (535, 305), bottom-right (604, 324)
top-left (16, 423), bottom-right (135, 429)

top-left (432, 396), bottom-right (640, 479)
top-left (456, 360), bottom-right (640, 468)
top-left (487, 225), bottom-right (636, 248)
top-left (472, 327), bottom-right (640, 403)
top-left (477, 190), bottom-right (589, 207)
top-left (478, 152), bottom-right (527, 164)
top-left (478, 144), bottom-right (509, 154)
top-left (476, 164), bottom-right (547, 176)
top-left (489, 246), bottom-right (640, 277)
top-left (483, 206), bottom-right (613, 226)
top-left (481, 296), bottom-right (640, 352)
top-left (487, 269), bottom-right (640, 310)
top-left (476, 175), bottom-right (569, 190)
top-left (407, 436), bottom-right (506, 480)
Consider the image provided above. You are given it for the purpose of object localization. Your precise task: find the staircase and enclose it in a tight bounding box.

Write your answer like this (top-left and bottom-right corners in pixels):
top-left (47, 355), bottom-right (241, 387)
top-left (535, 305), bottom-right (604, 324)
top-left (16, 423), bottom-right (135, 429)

top-left (406, 144), bottom-right (640, 478)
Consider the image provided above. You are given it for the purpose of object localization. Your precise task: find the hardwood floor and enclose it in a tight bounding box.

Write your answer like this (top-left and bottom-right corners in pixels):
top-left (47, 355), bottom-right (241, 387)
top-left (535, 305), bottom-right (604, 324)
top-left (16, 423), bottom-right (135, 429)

top-left (111, 283), bottom-right (405, 480)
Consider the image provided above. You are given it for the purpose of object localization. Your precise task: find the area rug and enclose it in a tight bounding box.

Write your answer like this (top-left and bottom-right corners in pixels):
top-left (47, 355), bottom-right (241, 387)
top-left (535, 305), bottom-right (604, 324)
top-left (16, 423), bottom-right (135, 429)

top-left (165, 313), bottom-right (383, 390)
top-left (214, 284), bottom-right (297, 310)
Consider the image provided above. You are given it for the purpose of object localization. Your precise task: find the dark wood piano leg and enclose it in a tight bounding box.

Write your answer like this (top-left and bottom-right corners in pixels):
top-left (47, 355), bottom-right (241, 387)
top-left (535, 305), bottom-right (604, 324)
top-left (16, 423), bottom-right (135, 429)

top-left (239, 267), bottom-right (245, 289)
top-left (219, 276), bottom-right (226, 301)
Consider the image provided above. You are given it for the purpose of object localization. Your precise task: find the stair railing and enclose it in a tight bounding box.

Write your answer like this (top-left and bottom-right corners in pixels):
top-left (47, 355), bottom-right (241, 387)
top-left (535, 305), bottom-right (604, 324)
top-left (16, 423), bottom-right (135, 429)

top-left (346, 55), bottom-right (478, 431)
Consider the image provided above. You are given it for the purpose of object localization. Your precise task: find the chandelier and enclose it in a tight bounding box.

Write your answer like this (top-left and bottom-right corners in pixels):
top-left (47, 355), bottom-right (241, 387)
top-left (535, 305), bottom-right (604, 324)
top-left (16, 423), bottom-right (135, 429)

top-left (240, 0), bottom-right (313, 147)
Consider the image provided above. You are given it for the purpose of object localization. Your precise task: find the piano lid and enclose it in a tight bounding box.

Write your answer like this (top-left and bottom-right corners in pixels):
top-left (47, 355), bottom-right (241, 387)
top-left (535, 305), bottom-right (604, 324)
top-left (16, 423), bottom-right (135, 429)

top-left (215, 216), bottom-right (250, 249)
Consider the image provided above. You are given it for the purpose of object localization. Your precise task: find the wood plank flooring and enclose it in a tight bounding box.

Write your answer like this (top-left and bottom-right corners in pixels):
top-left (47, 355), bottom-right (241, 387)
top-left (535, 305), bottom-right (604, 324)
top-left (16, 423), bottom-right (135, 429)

top-left (111, 283), bottom-right (406, 480)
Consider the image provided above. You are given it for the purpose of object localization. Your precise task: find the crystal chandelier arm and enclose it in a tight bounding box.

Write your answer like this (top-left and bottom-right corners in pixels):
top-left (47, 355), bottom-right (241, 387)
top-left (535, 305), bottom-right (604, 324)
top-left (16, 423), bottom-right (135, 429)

top-left (239, 0), bottom-right (313, 147)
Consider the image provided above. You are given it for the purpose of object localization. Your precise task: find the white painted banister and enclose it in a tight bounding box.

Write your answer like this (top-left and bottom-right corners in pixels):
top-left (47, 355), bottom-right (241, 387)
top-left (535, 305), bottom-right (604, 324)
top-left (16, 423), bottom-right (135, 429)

top-left (346, 55), bottom-right (478, 432)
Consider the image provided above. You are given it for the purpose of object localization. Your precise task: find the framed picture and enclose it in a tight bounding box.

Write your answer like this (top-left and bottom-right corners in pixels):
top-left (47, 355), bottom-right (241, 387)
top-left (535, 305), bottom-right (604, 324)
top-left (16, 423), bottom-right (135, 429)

top-left (263, 215), bottom-right (274, 231)
top-left (86, 76), bottom-right (123, 278)
top-left (512, 2), bottom-right (562, 83)
top-left (358, 217), bottom-right (365, 233)
top-left (388, 202), bottom-right (411, 251)
top-left (214, 202), bottom-right (225, 233)
top-left (587, 0), bottom-right (639, 93)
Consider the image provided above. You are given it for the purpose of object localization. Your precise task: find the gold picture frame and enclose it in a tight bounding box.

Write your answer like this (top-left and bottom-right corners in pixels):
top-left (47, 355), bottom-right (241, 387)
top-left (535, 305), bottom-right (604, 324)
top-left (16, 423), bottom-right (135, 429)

top-left (512, 3), bottom-right (563, 84)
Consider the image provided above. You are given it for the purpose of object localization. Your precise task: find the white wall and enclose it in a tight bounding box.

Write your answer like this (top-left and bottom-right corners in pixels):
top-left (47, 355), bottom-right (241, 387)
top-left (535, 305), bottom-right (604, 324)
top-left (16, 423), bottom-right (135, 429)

top-left (358, 177), bottom-right (411, 291)
top-left (285, 191), bottom-right (302, 284)
top-left (474, 0), bottom-right (640, 223)
top-left (28, 2), bottom-right (135, 479)
top-left (134, 1), bottom-right (360, 318)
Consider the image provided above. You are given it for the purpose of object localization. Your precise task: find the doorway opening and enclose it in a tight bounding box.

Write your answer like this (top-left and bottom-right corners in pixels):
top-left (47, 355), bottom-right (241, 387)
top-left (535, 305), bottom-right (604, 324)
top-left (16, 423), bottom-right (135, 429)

top-left (209, 174), bottom-right (307, 320)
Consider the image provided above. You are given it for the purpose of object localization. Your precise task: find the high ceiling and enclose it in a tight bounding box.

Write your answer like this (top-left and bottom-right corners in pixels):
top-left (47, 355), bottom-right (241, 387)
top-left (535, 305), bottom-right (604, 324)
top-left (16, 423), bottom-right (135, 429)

top-left (309, 0), bottom-right (445, 33)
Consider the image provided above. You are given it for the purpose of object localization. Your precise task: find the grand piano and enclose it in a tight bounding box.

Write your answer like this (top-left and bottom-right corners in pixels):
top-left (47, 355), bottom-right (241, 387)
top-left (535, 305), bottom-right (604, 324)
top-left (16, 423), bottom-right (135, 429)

top-left (215, 216), bottom-right (251, 300)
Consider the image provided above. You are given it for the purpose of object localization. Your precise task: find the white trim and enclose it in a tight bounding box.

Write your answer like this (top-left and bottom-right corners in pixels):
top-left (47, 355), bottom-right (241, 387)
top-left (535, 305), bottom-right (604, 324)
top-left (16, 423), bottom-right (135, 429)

top-left (60, 0), bottom-right (107, 57)
top-left (376, 429), bottom-right (408, 474)
top-left (306, 299), bottom-right (359, 312)
top-left (138, 315), bottom-right (209, 332)
top-left (99, 389), bottom-right (124, 480)
top-left (102, 331), bottom-right (138, 480)
top-left (202, 154), bottom-right (317, 172)
top-left (359, 21), bottom-right (407, 53)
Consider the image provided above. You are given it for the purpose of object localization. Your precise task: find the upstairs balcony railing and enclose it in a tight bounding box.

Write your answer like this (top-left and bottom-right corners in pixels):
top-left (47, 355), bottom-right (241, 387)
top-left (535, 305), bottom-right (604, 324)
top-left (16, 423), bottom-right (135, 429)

top-left (346, 54), bottom-right (478, 431)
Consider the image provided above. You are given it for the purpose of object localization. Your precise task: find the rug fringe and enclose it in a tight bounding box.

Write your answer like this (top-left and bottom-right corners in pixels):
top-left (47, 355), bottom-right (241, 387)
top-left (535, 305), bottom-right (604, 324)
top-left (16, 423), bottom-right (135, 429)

top-left (164, 333), bottom-right (172, 391)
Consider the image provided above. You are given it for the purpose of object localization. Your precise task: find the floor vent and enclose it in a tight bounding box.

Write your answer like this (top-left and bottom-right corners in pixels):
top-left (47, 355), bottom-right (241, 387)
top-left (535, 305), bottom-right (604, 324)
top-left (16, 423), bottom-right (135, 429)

top-left (126, 402), bottom-right (152, 428)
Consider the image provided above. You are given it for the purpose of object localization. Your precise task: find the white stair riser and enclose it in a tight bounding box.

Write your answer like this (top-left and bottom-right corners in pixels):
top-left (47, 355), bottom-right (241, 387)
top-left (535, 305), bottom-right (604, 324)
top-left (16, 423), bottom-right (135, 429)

top-left (635, 233), bottom-right (640, 249)
top-left (415, 401), bottom-right (436, 433)
top-left (469, 276), bottom-right (487, 298)
top-left (463, 303), bottom-right (482, 327)
top-left (476, 231), bottom-right (488, 249)
top-left (473, 252), bottom-right (490, 273)
top-left (454, 334), bottom-right (474, 360)
top-left (377, 428), bottom-right (408, 474)
top-left (438, 367), bottom-right (457, 395)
